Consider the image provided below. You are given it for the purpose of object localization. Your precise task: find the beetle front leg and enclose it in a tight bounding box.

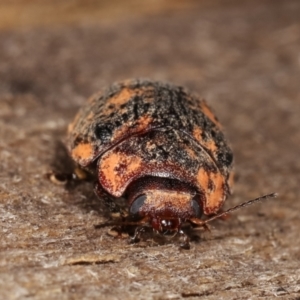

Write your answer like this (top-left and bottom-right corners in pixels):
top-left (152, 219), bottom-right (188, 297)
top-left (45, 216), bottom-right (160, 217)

top-left (47, 165), bottom-right (92, 186)
top-left (94, 182), bottom-right (125, 216)
top-left (178, 229), bottom-right (190, 250)
top-left (189, 217), bottom-right (211, 232)
top-left (129, 226), bottom-right (146, 244)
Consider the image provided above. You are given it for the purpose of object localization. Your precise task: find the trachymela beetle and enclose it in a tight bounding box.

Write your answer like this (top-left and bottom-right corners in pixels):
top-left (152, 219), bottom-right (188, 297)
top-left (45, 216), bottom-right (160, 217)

top-left (66, 79), bottom-right (276, 248)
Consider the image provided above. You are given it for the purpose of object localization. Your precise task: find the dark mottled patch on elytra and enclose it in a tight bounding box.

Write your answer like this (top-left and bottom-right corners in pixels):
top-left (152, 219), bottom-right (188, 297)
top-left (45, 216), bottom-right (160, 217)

top-left (218, 150), bottom-right (233, 168)
top-left (94, 123), bottom-right (114, 141)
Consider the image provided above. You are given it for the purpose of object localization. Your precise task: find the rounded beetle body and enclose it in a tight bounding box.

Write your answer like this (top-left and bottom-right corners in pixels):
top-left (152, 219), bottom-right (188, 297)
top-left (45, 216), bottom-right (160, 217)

top-left (67, 79), bottom-right (233, 234)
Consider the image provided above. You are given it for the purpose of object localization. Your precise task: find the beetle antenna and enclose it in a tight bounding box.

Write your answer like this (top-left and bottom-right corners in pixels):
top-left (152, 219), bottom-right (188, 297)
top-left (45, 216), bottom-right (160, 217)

top-left (202, 192), bottom-right (278, 225)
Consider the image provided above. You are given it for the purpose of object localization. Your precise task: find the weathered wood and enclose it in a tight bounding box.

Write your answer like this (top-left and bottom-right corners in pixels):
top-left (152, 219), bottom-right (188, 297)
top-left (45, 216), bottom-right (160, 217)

top-left (0, 1), bottom-right (299, 299)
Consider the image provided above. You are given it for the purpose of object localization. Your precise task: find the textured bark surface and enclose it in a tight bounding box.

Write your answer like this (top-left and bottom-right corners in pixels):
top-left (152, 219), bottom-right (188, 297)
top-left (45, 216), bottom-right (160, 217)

top-left (0, 1), bottom-right (300, 299)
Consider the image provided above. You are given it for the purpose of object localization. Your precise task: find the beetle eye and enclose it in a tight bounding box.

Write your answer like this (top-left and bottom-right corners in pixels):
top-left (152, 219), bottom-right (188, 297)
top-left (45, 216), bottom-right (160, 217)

top-left (191, 198), bottom-right (202, 217)
top-left (130, 194), bottom-right (147, 216)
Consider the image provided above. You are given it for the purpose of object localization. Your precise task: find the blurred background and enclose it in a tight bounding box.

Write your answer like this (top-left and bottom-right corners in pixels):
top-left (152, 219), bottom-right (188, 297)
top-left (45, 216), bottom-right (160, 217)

top-left (0, 0), bottom-right (253, 30)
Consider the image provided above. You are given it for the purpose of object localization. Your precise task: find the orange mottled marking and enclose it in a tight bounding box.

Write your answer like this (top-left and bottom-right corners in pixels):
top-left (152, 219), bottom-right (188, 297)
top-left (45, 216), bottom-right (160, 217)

top-left (196, 168), bottom-right (210, 194)
top-left (106, 86), bottom-right (154, 108)
top-left (112, 115), bottom-right (153, 141)
top-left (197, 168), bottom-right (225, 214)
top-left (71, 143), bottom-right (94, 162)
top-left (99, 152), bottom-right (142, 196)
top-left (200, 101), bottom-right (222, 129)
top-left (107, 88), bottom-right (137, 106)
top-left (135, 115), bottom-right (153, 131)
top-left (185, 146), bottom-right (197, 160)
top-left (204, 139), bottom-right (218, 153)
top-left (207, 172), bottom-right (225, 212)
top-left (193, 126), bottom-right (218, 153)
top-left (193, 127), bottom-right (203, 143)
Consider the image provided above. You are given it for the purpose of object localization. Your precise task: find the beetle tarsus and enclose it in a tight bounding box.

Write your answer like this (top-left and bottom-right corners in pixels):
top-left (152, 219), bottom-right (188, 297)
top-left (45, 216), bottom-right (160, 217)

top-left (179, 230), bottom-right (190, 250)
top-left (129, 226), bottom-right (146, 244)
top-left (202, 223), bottom-right (211, 233)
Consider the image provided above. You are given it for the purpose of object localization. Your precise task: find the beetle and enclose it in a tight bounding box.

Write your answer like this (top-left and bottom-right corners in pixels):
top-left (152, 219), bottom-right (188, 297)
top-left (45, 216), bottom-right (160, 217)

top-left (66, 79), bottom-right (276, 248)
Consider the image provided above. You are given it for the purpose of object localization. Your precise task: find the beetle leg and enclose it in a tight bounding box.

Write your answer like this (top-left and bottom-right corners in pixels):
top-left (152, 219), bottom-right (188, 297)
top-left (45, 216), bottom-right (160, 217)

top-left (179, 229), bottom-right (190, 250)
top-left (94, 182), bottom-right (124, 215)
top-left (47, 166), bottom-right (92, 186)
top-left (189, 217), bottom-right (205, 226)
top-left (47, 171), bottom-right (72, 185)
top-left (129, 226), bottom-right (146, 244)
top-left (72, 166), bottom-right (91, 181)
top-left (189, 218), bottom-right (211, 233)
top-left (107, 226), bottom-right (130, 239)
top-left (202, 223), bottom-right (211, 233)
